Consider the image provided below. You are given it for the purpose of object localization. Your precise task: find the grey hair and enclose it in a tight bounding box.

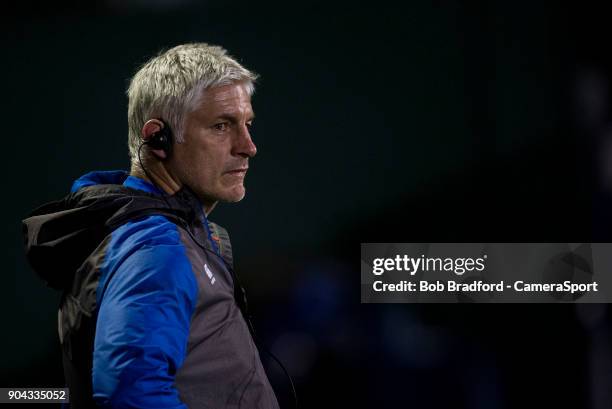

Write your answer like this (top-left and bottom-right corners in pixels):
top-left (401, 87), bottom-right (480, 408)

top-left (127, 43), bottom-right (258, 166)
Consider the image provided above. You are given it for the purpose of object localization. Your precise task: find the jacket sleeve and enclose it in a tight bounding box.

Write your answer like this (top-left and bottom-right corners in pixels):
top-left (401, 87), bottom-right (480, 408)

top-left (92, 223), bottom-right (198, 409)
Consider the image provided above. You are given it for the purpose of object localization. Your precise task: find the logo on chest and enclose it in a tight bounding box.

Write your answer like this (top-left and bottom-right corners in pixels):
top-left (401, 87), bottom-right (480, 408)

top-left (204, 263), bottom-right (216, 285)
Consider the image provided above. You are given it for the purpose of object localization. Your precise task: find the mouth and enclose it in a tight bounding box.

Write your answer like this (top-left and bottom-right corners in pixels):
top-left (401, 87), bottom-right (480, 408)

top-left (225, 168), bottom-right (248, 176)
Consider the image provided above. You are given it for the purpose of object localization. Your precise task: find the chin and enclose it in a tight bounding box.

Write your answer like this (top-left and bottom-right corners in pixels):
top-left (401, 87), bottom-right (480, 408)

top-left (219, 186), bottom-right (246, 203)
top-left (190, 182), bottom-right (245, 204)
top-left (227, 190), bottom-right (246, 202)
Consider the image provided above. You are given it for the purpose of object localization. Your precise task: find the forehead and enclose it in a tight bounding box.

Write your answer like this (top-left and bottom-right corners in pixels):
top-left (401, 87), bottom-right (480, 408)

top-left (194, 82), bottom-right (253, 117)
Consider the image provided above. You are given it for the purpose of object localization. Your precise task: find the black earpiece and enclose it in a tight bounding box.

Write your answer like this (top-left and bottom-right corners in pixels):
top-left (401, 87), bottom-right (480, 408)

top-left (145, 119), bottom-right (173, 158)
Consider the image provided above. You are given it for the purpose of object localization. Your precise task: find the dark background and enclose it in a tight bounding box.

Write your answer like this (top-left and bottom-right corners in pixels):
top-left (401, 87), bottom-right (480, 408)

top-left (4, 1), bottom-right (612, 408)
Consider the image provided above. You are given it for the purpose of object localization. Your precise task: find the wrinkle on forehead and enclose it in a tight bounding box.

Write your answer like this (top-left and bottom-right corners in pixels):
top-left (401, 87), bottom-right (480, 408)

top-left (197, 83), bottom-right (253, 118)
top-left (202, 82), bottom-right (250, 103)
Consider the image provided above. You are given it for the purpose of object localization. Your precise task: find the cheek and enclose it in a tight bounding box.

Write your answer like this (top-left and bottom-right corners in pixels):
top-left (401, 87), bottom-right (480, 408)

top-left (174, 138), bottom-right (227, 182)
top-left (191, 151), bottom-right (223, 179)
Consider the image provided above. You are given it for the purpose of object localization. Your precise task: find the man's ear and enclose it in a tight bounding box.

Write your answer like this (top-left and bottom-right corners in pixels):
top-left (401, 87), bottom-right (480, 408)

top-left (141, 119), bottom-right (167, 160)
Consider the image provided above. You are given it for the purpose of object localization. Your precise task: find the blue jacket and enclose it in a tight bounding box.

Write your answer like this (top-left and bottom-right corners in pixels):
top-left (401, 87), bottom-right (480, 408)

top-left (23, 171), bottom-right (279, 409)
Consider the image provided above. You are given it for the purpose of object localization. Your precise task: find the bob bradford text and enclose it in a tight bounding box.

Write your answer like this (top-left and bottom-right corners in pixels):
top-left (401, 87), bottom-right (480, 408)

top-left (372, 280), bottom-right (598, 294)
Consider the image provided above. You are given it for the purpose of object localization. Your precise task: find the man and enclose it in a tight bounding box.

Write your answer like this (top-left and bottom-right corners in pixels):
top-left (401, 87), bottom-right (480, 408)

top-left (23, 43), bottom-right (280, 408)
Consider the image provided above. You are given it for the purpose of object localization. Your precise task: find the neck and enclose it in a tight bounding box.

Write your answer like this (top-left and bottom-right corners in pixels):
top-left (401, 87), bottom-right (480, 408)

top-left (130, 163), bottom-right (217, 216)
top-left (131, 162), bottom-right (180, 195)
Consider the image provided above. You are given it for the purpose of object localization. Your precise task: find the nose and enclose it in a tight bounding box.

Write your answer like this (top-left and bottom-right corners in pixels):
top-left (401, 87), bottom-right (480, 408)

top-left (233, 124), bottom-right (257, 158)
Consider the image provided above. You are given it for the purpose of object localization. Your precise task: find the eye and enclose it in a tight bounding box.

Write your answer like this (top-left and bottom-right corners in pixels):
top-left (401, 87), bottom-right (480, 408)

top-left (213, 122), bottom-right (229, 131)
top-left (246, 121), bottom-right (254, 131)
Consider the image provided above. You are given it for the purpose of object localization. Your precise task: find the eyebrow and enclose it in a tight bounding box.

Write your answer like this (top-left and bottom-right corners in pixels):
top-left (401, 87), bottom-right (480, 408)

top-left (215, 112), bottom-right (255, 122)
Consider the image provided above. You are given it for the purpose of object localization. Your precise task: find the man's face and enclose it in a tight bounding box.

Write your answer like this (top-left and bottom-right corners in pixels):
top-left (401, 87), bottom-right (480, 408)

top-left (169, 82), bottom-right (256, 207)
